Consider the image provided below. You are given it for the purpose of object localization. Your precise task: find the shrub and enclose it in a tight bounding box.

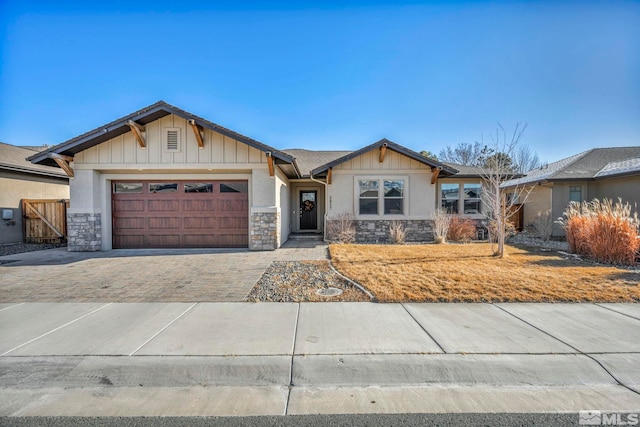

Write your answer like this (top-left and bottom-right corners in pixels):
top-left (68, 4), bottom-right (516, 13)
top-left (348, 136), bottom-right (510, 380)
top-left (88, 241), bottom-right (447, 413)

top-left (447, 216), bottom-right (476, 243)
top-left (558, 198), bottom-right (640, 266)
top-left (530, 210), bottom-right (553, 241)
top-left (389, 221), bottom-right (406, 244)
top-left (487, 219), bottom-right (517, 244)
top-left (327, 212), bottom-right (356, 244)
top-left (432, 208), bottom-right (451, 243)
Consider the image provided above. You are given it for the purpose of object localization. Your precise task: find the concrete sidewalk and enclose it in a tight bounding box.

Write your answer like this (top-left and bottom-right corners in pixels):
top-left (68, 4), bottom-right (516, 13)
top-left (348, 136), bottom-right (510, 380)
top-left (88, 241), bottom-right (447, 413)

top-left (1, 302), bottom-right (639, 416)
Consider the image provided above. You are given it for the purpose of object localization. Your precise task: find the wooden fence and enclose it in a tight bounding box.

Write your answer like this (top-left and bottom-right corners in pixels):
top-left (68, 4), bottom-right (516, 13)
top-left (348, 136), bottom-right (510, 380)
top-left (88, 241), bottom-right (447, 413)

top-left (22, 199), bottom-right (70, 243)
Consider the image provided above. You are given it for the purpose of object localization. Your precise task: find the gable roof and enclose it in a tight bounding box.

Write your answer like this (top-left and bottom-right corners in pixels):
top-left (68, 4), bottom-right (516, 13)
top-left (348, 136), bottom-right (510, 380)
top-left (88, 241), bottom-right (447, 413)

top-left (28, 101), bottom-right (300, 177)
top-left (309, 138), bottom-right (458, 177)
top-left (504, 147), bottom-right (640, 187)
top-left (0, 142), bottom-right (69, 179)
top-left (440, 162), bottom-right (484, 178)
top-left (282, 149), bottom-right (352, 177)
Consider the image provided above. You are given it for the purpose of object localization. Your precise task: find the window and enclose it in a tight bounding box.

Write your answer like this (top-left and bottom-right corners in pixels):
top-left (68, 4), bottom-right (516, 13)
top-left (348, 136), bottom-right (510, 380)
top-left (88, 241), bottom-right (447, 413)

top-left (384, 180), bottom-right (404, 214)
top-left (220, 182), bottom-right (248, 193)
top-left (113, 183), bottom-right (142, 193)
top-left (185, 183), bottom-right (213, 193)
top-left (150, 183), bottom-right (178, 193)
top-left (359, 180), bottom-right (379, 214)
top-left (463, 183), bottom-right (482, 214)
top-left (569, 186), bottom-right (582, 202)
top-left (441, 183), bottom-right (459, 214)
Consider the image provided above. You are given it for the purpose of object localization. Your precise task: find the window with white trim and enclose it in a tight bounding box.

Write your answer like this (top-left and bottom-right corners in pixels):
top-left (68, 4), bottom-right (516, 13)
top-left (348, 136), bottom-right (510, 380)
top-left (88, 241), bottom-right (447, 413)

top-left (441, 183), bottom-right (459, 213)
top-left (358, 180), bottom-right (379, 215)
top-left (357, 178), bottom-right (406, 216)
top-left (384, 180), bottom-right (404, 214)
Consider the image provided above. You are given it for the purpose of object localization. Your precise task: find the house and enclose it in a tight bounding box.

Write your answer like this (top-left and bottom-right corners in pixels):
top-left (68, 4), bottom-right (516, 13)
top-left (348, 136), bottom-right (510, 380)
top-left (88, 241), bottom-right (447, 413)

top-left (29, 101), bottom-right (482, 251)
top-left (0, 142), bottom-right (70, 244)
top-left (502, 147), bottom-right (640, 236)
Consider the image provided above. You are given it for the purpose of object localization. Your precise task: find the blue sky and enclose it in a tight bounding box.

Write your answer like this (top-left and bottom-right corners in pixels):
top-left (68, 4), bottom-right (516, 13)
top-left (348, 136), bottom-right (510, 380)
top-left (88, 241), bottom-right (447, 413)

top-left (1, 1), bottom-right (638, 163)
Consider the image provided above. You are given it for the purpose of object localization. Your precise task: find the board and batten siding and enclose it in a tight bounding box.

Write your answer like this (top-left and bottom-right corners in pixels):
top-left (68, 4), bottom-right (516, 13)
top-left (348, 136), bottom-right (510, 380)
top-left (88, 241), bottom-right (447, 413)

top-left (328, 149), bottom-right (437, 219)
top-left (73, 114), bottom-right (267, 167)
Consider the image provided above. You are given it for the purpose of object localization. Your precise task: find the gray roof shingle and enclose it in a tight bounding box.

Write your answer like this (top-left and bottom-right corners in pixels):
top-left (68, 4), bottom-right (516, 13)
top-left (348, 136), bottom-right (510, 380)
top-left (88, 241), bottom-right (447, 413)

top-left (282, 149), bottom-right (352, 177)
top-left (504, 147), bottom-right (640, 186)
top-left (0, 142), bottom-right (68, 178)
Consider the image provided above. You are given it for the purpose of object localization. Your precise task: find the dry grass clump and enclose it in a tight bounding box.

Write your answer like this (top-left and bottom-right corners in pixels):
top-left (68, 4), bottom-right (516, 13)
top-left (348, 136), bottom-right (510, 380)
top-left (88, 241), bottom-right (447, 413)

top-left (327, 212), bottom-right (356, 243)
top-left (559, 199), bottom-right (640, 266)
top-left (329, 243), bottom-right (640, 302)
top-left (389, 221), bottom-right (406, 244)
top-left (447, 216), bottom-right (477, 243)
top-left (432, 208), bottom-right (451, 243)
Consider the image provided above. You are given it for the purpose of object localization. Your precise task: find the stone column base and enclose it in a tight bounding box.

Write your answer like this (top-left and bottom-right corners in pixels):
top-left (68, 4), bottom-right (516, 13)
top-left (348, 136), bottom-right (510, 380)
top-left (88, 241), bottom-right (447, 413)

top-left (250, 209), bottom-right (280, 251)
top-left (67, 213), bottom-right (102, 251)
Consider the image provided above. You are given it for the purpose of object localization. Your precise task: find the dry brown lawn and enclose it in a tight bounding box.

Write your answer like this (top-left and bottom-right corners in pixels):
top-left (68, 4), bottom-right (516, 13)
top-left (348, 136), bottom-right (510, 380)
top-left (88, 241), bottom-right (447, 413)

top-left (329, 243), bottom-right (640, 302)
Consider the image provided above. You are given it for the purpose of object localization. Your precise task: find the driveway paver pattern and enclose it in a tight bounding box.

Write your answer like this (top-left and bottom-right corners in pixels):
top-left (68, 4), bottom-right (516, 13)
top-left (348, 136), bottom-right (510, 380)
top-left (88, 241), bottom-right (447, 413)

top-left (0, 241), bottom-right (328, 303)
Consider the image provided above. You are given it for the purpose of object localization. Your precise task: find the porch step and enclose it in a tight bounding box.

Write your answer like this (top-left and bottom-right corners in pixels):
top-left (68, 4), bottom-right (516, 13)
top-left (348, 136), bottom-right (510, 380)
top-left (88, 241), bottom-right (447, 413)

top-left (288, 233), bottom-right (324, 241)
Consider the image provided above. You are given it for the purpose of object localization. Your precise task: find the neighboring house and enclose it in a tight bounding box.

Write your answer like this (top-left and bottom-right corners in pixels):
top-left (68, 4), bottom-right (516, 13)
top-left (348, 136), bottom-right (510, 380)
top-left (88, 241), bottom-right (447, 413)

top-left (0, 142), bottom-right (70, 244)
top-left (29, 101), bottom-right (471, 251)
top-left (502, 147), bottom-right (640, 236)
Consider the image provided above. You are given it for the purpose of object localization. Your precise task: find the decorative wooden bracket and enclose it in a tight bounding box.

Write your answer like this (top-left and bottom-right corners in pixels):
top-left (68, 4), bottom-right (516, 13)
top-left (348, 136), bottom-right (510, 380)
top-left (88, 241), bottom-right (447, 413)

top-left (327, 167), bottom-right (332, 185)
top-left (127, 120), bottom-right (146, 148)
top-left (379, 143), bottom-right (388, 163)
top-left (49, 153), bottom-right (74, 178)
top-left (266, 152), bottom-right (275, 177)
top-left (431, 166), bottom-right (442, 185)
top-left (188, 119), bottom-right (205, 149)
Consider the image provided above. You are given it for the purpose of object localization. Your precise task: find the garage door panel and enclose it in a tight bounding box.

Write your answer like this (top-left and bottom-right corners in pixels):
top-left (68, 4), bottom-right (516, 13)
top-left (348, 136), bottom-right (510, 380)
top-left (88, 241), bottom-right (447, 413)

top-left (148, 217), bottom-right (182, 229)
top-left (112, 180), bottom-right (248, 249)
top-left (114, 234), bottom-right (145, 248)
top-left (219, 217), bottom-right (247, 229)
top-left (183, 234), bottom-right (218, 247)
top-left (113, 199), bottom-right (145, 212)
top-left (145, 235), bottom-right (181, 247)
top-left (182, 200), bottom-right (216, 212)
top-left (148, 200), bottom-right (180, 211)
top-left (113, 217), bottom-right (145, 230)
top-left (184, 217), bottom-right (217, 229)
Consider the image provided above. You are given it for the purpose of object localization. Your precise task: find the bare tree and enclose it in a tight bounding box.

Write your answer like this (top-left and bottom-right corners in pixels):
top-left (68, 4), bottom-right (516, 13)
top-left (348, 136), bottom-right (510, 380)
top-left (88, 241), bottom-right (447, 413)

top-left (513, 144), bottom-right (542, 174)
top-left (438, 141), bottom-right (485, 166)
top-left (479, 123), bottom-right (533, 258)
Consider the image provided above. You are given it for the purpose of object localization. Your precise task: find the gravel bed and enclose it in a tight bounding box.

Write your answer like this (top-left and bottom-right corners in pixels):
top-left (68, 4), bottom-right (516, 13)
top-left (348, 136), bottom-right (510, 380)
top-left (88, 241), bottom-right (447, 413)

top-left (245, 261), bottom-right (372, 302)
top-left (0, 242), bottom-right (66, 257)
top-left (507, 232), bottom-right (569, 251)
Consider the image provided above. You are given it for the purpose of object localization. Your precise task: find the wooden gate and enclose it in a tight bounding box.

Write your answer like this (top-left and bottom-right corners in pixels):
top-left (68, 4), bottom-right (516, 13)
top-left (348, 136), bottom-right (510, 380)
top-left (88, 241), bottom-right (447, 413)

top-left (22, 199), bottom-right (70, 243)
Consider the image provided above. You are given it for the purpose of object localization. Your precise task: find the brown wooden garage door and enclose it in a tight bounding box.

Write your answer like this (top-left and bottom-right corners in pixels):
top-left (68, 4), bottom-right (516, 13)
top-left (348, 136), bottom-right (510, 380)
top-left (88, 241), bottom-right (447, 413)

top-left (112, 180), bottom-right (248, 248)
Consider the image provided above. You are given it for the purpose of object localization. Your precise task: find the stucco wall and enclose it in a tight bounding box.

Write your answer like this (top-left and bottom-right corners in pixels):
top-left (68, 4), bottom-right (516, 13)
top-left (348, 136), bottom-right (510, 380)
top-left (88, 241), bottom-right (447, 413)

top-left (522, 184), bottom-right (553, 228)
top-left (275, 167), bottom-right (290, 246)
top-left (591, 176), bottom-right (640, 208)
top-left (0, 172), bottom-right (69, 244)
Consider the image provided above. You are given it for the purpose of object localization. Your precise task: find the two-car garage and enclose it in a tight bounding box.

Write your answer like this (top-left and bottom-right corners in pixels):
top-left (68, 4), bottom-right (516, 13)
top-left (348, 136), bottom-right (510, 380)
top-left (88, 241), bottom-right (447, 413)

top-left (111, 180), bottom-right (249, 249)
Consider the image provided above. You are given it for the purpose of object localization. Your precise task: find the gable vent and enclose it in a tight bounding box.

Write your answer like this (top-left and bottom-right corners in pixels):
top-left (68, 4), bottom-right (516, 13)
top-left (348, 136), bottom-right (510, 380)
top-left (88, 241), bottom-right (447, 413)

top-left (164, 128), bottom-right (181, 152)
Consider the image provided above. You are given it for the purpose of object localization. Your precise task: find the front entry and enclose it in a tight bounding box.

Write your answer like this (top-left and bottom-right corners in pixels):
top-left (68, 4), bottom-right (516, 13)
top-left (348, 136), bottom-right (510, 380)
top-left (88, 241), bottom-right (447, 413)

top-left (299, 190), bottom-right (317, 230)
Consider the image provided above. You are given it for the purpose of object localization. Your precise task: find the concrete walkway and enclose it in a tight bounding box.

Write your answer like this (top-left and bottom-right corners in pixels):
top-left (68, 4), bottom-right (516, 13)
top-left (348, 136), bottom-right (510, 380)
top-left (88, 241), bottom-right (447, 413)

top-left (1, 302), bottom-right (639, 416)
top-left (0, 241), bottom-right (329, 302)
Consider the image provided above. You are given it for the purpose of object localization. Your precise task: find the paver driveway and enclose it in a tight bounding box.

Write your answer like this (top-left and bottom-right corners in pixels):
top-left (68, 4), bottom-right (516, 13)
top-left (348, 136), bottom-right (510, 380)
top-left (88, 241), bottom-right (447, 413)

top-left (0, 241), bottom-right (327, 302)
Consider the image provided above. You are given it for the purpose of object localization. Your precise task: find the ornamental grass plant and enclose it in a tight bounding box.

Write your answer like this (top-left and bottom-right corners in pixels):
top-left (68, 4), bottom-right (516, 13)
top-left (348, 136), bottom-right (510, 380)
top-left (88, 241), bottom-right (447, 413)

top-left (559, 198), bottom-right (640, 266)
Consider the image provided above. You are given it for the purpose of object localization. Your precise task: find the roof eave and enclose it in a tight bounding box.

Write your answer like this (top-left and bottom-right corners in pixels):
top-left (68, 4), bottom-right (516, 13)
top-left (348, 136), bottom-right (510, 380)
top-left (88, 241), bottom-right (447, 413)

top-left (311, 138), bottom-right (458, 176)
top-left (29, 101), bottom-right (296, 167)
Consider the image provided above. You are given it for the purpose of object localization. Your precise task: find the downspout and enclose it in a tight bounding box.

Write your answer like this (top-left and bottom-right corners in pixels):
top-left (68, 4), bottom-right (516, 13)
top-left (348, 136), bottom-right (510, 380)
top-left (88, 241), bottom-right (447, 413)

top-left (309, 172), bottom-right (328, 242)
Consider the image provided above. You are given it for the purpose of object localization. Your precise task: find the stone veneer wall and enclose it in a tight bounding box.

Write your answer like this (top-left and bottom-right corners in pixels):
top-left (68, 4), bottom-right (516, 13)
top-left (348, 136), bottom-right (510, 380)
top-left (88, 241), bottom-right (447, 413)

top-left (354, 219), bottom-right (435, 244)
top-left (250, 211), bottom-right (280, 250)
top-left (67, 213), bottom-right (102, 251)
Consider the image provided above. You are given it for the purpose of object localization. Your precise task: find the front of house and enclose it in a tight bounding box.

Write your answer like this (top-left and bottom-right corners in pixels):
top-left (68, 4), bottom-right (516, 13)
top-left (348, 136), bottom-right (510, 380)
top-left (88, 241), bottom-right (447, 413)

top-left (30, 101), bottom-right (495, 251)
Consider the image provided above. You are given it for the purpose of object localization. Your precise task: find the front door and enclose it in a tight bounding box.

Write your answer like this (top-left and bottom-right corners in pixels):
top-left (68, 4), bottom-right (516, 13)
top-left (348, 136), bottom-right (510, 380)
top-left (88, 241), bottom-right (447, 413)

top-left (300, 190), bottom-right (317, 230)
